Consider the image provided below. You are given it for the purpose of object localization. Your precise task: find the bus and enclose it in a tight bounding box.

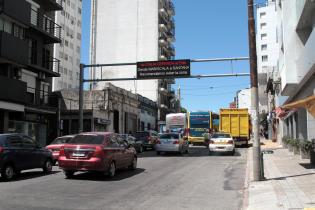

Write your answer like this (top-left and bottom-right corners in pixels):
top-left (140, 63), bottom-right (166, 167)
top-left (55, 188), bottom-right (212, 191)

top-left (165, 113), bottom-right (187, 133)
top-left (187, 111), bottom-right (218, 145)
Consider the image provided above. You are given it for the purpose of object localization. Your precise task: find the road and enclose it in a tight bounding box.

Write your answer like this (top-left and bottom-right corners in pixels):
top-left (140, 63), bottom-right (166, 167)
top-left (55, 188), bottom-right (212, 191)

top-left (0, 146), bottom-right (248, 210)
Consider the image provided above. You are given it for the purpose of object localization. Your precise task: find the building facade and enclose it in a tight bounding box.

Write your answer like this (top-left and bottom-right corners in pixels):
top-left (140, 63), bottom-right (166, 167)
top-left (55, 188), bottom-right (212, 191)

top-left (52, 0), bottom-right (82, 91)
top-left (0, 0), bottom-right (62, 145)
top-left (89, 0), bottom-right (176, 123)
top-left (55, 83), bottom-right (157, 136)
top-left (260, 0), bottom-right (315, 142)
top-left (236, 88), bottom-right (251, 111)
top-left (256, 0), bottom-right (279, 113)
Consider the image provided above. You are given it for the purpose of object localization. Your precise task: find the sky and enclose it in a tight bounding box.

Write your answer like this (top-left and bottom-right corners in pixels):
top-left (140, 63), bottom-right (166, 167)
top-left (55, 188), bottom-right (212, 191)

top-left (80, 0), bottom-right (254, 113)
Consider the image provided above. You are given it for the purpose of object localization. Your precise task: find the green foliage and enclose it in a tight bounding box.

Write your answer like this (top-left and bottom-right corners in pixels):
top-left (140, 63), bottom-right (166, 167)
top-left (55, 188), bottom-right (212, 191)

top-left (282, 136), bottom-right (290, 144)
top-left (299, 140), bottom-right (313, 152)
top-left (181, 107), bottom-right (187, 113)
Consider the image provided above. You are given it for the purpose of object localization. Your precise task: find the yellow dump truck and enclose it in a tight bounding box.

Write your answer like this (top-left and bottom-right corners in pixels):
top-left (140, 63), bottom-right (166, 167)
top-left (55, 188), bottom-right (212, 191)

top-left (219, 108), bottom-right (251, 146)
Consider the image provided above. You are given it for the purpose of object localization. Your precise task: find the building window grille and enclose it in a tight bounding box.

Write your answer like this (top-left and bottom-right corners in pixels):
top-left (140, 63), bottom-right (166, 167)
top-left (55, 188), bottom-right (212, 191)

top-left (262, 55), bottom-right (268, 62)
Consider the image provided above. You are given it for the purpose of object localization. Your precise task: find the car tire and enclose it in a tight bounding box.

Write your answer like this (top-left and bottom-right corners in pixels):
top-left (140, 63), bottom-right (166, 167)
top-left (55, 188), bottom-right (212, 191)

top-left (186, 148), bottom-right (189, 154)
top-left (43, 159), bottom-right (53, 173)
top-left (64, 170), bottom-right (74, 179)
top-left (1, 164), bottom-right (15, 181)
top-left (208, 151), bottom-right (213, 156)
top-left (230, 149), bottom-right (236, 156)
top-left (129, 157), bottom-right (137, 170)
top-left (156, 151), bottom-right (160, 155)
top-left (108, 162), bottom-right (116, 178)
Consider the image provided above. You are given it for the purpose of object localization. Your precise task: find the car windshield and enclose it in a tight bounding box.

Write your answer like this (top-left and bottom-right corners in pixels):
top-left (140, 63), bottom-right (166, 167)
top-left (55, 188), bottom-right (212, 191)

top-left (68, 135), bottom-right (104, 144)
top-left (50, 137), bottom-right (72, 144)
top-left (212, 133), bottom-right (231, 138)
top-left (159, 134), bottom-right (179, 139)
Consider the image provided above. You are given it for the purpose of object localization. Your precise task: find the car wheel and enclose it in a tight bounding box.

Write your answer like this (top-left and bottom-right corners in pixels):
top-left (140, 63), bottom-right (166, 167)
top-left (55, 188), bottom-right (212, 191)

top-left (108, 162), bottom-right (116, 178)
top-left (186, 147), bottom-right (189, 154)
top-left (208, 151), bottom-right (213, 156)
top-left (129, 157), bottom-right (137, 170)
top-left (230, 149), bottom-right (236, 156)
top-left (43, 159), bottom-right (53, 173)
top-left (1, 164), bottom-right (15, 181)
top-left (64, 170), bottom-right (74, 179)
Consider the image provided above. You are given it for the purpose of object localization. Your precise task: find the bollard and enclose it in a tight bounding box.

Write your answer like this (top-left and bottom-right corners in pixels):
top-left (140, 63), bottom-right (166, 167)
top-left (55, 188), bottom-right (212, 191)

top-left (260, 151), bottom-right (264, 179)
top-left (310, 139), bottom-right (315, 165)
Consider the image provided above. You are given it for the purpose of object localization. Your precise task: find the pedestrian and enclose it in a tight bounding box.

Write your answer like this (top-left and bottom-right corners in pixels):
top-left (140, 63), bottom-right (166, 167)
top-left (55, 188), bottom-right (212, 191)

top-left (203, 129), bottom-right (210, 148)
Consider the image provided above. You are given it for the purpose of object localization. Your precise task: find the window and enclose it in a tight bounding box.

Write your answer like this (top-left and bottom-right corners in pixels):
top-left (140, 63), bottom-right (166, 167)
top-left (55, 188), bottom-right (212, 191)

top-left (22, 136), bottom-right (37, 148)
top-left (76, 46), bottom-right (80, 53)
top-left (261, 33), bottom-right (267, 40)
top-left (77, 20), bottom-right (81, 27)
top-left (64, 40), bottom-right (68, 47)
top-left (77, 32), bottom-right (81, 40)
top-left (64, 68), bottom-right (67, 75)
top-left (261, 44), bottom-right (267, 51)
top-left (69, 70), bottom-right (73, 80)
top-left (7, 136), bottom-right (23, 148)
top-left (260, 23), bottom-right (266, 29)
top-left (78, 7), bottom-right (82, 14)
top-left (262, 55), bottom-right (268, 62)
top-left (260, 12), bottom-right (266, 18)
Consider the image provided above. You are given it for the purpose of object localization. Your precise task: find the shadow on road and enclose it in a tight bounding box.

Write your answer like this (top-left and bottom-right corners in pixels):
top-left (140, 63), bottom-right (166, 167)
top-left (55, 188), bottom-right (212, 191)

top-left (138, 146), bottom-right (246, 158)
top-left (299, 163), bottom-right (315, 169)
top-left (0, 171), bottom-right (60, 182)
top-left (68, 168), bottom-right (146, 181)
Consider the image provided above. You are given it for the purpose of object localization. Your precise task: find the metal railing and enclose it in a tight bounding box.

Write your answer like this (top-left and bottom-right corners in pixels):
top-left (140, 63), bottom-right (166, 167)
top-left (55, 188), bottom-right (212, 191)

top-left (29, 48), bottom-right (60, 73)
top-left (30, 8), bottom-right (61, 40)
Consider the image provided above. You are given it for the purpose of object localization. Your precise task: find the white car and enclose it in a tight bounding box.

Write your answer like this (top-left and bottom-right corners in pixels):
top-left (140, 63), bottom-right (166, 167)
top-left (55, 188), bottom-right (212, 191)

top-left (208, 133), bottom-right (235, 155)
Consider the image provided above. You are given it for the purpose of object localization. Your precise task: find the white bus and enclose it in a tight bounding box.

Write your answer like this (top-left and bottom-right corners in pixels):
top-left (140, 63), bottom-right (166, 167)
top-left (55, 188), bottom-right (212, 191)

top-left (165, 113), bottom-right (187, 133)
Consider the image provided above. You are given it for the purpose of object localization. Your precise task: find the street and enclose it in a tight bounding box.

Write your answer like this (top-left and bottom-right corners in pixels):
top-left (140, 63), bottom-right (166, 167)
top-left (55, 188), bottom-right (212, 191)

top-left (0, 146), bottom-right (247, 210)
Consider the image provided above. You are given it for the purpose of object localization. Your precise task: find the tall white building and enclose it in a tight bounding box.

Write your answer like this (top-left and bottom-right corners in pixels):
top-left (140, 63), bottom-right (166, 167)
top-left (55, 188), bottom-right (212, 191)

top-left (256, 0), bottom-right (279, 113)
top-left (237, 88), bottom-right (251, 111)
top-left (53, 0), bottom-right (82, 91)
top-left (90, 0), bottom-right (176, 122)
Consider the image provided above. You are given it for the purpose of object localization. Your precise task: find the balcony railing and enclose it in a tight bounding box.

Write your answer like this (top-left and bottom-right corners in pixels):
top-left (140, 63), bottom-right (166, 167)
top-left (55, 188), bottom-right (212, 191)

top-left (29, 48), bottom-right (60, 74)
top-left (30, 8), bottom-right (61, 42)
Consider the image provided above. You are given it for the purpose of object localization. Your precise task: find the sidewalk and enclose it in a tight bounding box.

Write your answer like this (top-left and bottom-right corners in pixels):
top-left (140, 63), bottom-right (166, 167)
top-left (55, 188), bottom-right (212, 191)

top-left (244, 139), bottom-right (315, 210)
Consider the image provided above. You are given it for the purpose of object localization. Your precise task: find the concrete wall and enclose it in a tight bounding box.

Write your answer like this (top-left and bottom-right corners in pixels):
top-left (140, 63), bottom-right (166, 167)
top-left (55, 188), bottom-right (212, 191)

top-left (92, 0), bottom-right (159, 101)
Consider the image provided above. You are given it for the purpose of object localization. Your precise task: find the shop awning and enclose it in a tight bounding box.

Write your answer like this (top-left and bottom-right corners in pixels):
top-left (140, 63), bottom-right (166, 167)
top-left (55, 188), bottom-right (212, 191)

top-left (282, 95), bottom-right (315, 118)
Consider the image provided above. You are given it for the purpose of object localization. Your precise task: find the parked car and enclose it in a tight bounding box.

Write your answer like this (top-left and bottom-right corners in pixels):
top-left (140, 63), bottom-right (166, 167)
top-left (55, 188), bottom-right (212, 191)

top-left (58, 132), bottom-right (137, 178)
top-left (208, 132), bottom-right (235, 155)
top-left (0, 133), bottom-right (53, 181)
top-left (118, 134), bottom-right (142, 153)
top-left (46, 135), bottom-right (75, 165)
top-left (132, 130), bottom-right (159, 151)
top-left (155, 133), bottom-right (189, 155)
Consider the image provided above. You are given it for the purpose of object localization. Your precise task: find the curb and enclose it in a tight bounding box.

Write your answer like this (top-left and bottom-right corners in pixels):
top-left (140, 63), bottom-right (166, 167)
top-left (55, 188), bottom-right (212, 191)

top-left (242, 146), bottom-right (252, 210)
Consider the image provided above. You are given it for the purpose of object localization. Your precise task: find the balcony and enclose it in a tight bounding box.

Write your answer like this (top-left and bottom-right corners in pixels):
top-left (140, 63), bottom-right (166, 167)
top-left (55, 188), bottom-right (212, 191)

top-left (296, 0), bottom-right (315, 44)
top-left (167, 1), bottom-right (175, 16)
top-left (30, 9), bottom-right (61, 43)
top-left (0, 31), bottom-right (29, 65)
top-left (0, 0), bottom-right (31, 25)
top-left (0, 75), bottom-right (26, 104)
top-left (33, 0), bottom-right (62, 11)
top-left (28, 48), bottom-right (60, 77)
top-left (159, 23), bottom-right (168, 32)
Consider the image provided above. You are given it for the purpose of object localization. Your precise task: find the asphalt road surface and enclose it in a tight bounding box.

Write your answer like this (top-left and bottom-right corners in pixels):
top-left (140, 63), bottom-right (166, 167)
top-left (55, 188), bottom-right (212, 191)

top-left (0, 146), bottom-right (248, 210)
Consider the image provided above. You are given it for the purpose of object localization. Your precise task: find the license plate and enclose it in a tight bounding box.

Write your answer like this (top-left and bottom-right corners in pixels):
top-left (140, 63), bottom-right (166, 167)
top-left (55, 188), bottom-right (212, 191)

top-left (215, 142), bottom-right (227, 144)
top-left (217, 147), bottom-right (225, 149)
top-left (72, 152), bottom-right (85, 157)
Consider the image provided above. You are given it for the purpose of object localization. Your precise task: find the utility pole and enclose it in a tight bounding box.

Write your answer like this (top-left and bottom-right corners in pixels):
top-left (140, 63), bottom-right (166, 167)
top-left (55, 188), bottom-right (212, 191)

top-left (248, 0), bottom-right (262, 181)
top-left (79, 64), bottom-right (84, 133)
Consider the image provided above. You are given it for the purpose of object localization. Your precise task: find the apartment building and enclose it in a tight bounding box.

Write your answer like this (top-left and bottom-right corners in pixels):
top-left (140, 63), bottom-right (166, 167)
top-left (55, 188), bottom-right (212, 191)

top-left (53, 0), bottom-right (82, 91)
top-left (261, 0), bottom-right (315, 142)
top-left (256, 0), bottom-right (279, 113)
top-left (90, 0), bottom-right (176, 123)
top-left (0, 0), bottom-right (62, 145)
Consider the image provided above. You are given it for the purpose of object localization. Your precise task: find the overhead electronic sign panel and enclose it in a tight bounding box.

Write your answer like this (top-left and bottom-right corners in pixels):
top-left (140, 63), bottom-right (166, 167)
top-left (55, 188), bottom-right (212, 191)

top-left (137, 59), bottom-right (190, 79)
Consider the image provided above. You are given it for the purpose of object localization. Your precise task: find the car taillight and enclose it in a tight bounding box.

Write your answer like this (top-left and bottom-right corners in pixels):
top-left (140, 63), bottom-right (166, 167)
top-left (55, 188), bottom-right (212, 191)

top-left (0, 146), bottom-right (4, 154)
top-left (209, 140), bottom-right (214, 144)
top-left (93, 146), bottom-right (104, 158)
top-left (228, 140), bottom-right (234, 144)
top-left (59, 146), bottom-right (65, 156)
top-left (185, 128), bottom-right (190, 136)
top-left (173, 140), bottom-right (179, 144)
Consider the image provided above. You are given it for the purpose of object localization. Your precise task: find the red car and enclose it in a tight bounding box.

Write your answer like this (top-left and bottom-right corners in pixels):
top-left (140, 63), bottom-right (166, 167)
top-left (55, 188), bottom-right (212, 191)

top-left (58, 132), bottom-right (137, 178)
top-left (46, 135), bottom-right (74, 165)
